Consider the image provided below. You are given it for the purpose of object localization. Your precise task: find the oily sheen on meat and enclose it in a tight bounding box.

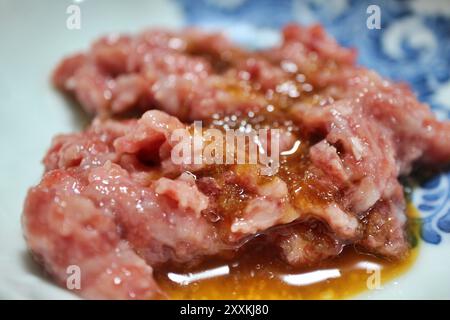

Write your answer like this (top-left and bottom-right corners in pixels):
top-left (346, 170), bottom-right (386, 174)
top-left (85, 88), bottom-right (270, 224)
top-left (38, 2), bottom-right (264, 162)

top-left (23, 24), bottom-right (450, 299)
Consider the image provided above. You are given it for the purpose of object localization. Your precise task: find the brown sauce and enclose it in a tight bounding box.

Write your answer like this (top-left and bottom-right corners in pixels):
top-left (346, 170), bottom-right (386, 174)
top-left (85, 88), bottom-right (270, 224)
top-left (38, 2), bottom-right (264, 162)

top-left (191, 103), bottom-right (334, 241)
top-left (154, 204), bottom-right (419, 300)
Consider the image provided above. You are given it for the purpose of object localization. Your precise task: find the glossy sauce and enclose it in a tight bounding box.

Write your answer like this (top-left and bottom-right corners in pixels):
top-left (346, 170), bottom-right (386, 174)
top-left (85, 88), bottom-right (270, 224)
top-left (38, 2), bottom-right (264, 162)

top-left (155, 205), bottom-right (419, 300)
top-left (192, 102), bottom-right (335, 242)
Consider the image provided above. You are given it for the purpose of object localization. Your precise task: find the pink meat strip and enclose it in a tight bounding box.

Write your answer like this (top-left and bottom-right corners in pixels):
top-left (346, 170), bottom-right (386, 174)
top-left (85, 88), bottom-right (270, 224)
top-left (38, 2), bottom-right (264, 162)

top-left (52, 25), bottom-right (357, 121)
top-left (22, 25), bottom-right (450, 299)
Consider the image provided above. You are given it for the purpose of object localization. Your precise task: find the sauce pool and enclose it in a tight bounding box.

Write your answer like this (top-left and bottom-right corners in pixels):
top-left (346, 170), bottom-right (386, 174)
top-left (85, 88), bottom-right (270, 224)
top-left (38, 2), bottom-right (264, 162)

top-left (155, 204), bottom-right (420, 300)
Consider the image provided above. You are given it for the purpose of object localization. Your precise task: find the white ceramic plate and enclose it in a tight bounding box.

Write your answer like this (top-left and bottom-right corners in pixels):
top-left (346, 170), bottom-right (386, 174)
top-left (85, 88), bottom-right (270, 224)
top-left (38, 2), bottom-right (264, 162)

top-left (1, 0), bottom-right (449, 299)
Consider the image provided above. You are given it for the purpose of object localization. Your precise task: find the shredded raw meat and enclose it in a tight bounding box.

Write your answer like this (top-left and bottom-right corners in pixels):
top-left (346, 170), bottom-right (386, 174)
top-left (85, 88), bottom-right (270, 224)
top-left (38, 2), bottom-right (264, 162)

top-left (23, 24), bottom-right (450, 299)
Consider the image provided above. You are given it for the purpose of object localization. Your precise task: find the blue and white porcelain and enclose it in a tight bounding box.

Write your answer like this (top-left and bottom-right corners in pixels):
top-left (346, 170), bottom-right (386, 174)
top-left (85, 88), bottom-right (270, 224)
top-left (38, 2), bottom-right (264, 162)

top-left (0, 0), bottom-right (448, 299)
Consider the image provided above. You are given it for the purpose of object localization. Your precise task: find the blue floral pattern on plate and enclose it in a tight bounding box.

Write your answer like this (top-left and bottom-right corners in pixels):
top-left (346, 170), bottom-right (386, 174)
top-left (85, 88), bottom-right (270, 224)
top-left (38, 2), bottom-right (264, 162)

top-left (414, 173), bottom-right (450, 244)
top-left (176, 0), bottom-right (450, 244)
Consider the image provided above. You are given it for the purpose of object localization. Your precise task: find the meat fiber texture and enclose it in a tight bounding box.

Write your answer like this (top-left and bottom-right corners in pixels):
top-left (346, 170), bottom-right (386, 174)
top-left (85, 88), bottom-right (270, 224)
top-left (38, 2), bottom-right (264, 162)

top-left (23, 24), bottom-right (450, 299)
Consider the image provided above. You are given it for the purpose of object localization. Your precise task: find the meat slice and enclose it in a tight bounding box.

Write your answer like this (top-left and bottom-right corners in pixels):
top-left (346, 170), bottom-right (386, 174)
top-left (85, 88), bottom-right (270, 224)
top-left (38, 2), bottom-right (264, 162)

top-left (23, 170), bottom-right (161, 300)
top-left (52, 25), bottom-right (360, 121)
top-left (52, 29), bottom-right (263, 120)
top-left (23, 24), bottom-right (450, 299)
top-left (357, 183), bottom-right (409, 259)
top-left (23, 162), bottom-right (221, 300)
top-left (275, 221), bottom-right (345, 267)
top-left (24, 112), bottom-right (221, 299)
top-left (24, 100), bottom-right (450, 298)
